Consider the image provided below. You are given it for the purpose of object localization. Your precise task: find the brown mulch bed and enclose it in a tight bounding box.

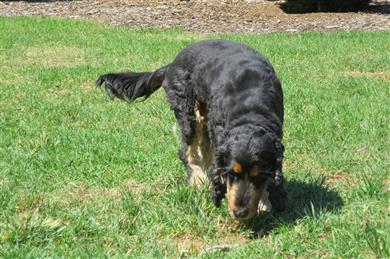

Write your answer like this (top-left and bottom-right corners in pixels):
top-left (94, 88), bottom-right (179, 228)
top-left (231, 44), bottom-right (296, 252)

top-left (0, 0), bottom-right (389, 34)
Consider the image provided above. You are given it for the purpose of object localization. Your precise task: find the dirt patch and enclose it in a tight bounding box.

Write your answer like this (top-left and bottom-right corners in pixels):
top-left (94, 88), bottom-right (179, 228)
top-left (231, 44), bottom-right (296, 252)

top-left (126, 179), bottom-right (147, 194)
top-left (343, 70), bottom-right (390, 79)
top-left (170, 216), bottom-right (251, 255)
top-left (62, 179), bottom-right (146, 202)
top-left (172, 233), bottom-right (205, 255)
top-left (23, 46), bottom-right (87, 68)
top-left (172, 230), bottom-right (249, 255)
top-left (384, 178), bottom-right (390, 191)
top-left (69, 185), bottom-right (121, 201)
top-left (1, 0), bottom-right (389, 34)
top-left (326, 172), bottom-right (350, 185)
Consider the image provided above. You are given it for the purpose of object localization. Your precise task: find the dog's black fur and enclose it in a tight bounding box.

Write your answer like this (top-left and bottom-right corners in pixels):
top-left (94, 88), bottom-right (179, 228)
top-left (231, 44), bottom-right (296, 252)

top-left (97, 39), bottom-right (287, 218)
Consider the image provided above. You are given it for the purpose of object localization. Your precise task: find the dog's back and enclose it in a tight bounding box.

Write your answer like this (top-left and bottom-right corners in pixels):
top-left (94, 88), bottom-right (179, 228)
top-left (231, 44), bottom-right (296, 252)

top-left (166, 39), bottom-right (283, 138)
top-left (168, 39), bottom-right (277, 93)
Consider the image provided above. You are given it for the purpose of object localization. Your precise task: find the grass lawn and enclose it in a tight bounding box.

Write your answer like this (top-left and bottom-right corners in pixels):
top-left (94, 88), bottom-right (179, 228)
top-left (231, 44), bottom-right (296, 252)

top-left (0, 16), bottom-right (389, 258)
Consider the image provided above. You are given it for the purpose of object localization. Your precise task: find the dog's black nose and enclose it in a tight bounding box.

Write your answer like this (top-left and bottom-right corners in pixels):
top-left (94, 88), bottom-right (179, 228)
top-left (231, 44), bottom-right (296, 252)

top-left (233, 208), bottom-right (248, 218)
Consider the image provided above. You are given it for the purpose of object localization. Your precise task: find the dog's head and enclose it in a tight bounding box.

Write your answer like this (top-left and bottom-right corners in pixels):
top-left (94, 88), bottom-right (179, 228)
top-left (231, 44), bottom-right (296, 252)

top-left (217, 127), bottom-right (284, 221)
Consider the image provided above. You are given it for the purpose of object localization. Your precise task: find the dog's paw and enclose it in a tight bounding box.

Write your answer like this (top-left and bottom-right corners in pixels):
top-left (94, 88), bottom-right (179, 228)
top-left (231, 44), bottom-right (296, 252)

top-left (257, 190), bottom-right (272, 213)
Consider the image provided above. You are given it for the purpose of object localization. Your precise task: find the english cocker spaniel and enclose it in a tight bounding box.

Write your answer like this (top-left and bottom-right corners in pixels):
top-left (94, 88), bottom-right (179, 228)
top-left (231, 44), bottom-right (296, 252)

top-left (96, 39), bottom-right (287, 221)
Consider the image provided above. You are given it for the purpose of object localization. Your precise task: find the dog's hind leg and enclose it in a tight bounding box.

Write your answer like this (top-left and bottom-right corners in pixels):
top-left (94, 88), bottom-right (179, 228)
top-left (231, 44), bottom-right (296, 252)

top-left (164, 75), bottom-right (212, 187)
top-left (185, 100), bottom-right (213, 187)
top-left (176, 100), bottom-right (212, 187)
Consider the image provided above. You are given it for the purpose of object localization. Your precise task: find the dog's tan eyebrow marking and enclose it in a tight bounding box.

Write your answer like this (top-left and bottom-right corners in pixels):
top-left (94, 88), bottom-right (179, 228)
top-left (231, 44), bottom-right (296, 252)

top-left (250, 165), bottom-right (259, 177)
top-left (232, 162), bottom-right (242, 174)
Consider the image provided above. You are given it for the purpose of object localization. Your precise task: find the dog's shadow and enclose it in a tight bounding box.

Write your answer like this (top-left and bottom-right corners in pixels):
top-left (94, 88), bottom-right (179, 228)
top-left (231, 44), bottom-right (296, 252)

top-left (246, 176), bottom-right (343, 236)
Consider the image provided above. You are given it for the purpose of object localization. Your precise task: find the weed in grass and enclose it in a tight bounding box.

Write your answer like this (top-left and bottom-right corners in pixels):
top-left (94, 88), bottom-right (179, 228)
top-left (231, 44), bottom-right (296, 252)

top-left (365, 222), bottom-right (390, 258)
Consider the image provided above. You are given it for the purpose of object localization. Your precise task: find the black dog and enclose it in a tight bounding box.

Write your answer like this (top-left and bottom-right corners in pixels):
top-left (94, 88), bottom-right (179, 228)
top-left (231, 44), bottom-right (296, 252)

top-left (97, 39), bottom-right (287, 220)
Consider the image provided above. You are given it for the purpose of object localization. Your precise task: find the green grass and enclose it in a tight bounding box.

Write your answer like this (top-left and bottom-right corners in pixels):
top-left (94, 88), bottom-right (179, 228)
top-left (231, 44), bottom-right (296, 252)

top-left (0, 16), bottom-right (389, 258)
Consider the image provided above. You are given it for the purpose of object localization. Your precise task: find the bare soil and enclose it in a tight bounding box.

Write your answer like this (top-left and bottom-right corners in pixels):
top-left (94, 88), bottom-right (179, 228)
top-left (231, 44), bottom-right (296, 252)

top-left (1, 0), bottom-right (389, 34)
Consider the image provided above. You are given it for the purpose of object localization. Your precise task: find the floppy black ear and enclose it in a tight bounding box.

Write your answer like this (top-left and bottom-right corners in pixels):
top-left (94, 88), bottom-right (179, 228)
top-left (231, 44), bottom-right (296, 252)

top-left (212, 172), bottom-right (226, 208)
top-left (211, 145), bottom-right (229, 207)
top-left (275, 139), bottom-right (284, 156)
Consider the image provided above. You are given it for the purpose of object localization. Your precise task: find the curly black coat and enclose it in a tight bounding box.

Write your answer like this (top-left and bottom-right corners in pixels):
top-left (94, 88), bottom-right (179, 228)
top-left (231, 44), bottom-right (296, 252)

top-left (97, 39), bottom-right (287, 220)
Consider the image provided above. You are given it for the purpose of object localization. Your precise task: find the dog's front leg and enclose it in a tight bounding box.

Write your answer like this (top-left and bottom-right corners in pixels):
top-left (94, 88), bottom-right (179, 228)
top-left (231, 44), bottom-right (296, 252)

top-left (268, 168), bottom-right (287, 212)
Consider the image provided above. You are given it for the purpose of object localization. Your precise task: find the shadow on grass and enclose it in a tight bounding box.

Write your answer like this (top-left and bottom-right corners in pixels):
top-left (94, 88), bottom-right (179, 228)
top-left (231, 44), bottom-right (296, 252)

top-left (246, 175), bottom-right (343, 237)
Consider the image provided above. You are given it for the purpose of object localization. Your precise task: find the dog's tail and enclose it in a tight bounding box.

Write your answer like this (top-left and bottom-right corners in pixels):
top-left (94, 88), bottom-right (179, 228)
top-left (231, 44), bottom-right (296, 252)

top-left (96, 65), bottom-right (169, 102)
